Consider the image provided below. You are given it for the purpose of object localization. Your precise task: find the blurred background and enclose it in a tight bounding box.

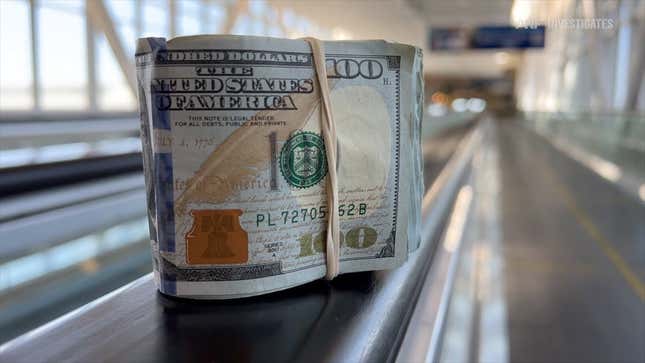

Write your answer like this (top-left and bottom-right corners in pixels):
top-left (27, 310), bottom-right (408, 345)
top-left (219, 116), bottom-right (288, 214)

top-left (0, 0), bottom-right (643, 361)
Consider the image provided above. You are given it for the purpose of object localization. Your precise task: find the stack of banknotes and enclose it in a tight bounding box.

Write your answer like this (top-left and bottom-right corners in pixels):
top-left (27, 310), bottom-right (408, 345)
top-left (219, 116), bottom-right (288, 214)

top-left (136, 35), bottom-right (424, 299)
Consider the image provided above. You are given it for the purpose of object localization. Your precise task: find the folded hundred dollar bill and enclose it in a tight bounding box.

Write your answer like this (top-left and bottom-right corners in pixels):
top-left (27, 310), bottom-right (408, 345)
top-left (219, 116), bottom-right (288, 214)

top-left (136, 35), bottom-right (424, 299)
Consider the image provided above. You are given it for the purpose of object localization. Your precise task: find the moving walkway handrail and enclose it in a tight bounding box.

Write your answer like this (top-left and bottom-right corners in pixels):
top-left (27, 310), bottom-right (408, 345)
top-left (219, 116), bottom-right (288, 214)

top-left (0, 173), bottom-right (144, 222)
top-left (0, 152), bottom-right (143, 197)
top-left (0, 118), bottom-right (139, 140)
top-left (0, 189), bottom-right (146, 263)
top-left (0, 117), bottom-right (142, 195)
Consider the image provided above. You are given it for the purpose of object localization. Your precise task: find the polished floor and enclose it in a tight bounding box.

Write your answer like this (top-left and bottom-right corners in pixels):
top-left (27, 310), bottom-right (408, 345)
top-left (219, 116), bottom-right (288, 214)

top-left (497, 120), bottom-right (645, 363)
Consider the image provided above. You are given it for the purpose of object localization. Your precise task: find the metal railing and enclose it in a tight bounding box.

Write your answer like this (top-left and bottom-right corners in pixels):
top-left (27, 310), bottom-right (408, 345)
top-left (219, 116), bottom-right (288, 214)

top-left (521, 111), bottom-right (645, 202)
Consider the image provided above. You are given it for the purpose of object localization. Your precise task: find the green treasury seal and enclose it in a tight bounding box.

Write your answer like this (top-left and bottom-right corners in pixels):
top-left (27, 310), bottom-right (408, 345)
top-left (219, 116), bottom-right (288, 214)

top-left (280, 132), bottom-right (327, 188)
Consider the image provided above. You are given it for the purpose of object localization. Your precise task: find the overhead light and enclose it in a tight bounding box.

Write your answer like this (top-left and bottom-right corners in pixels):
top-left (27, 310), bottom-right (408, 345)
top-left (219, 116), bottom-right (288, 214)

top-left (451, 98), bottom-right (467, 112)
top-left (331, 27), bottom-right (352, 40)
top-left (427, 103), bottom-right (447, 117)
top-left (511, 0), bottom-right (532, 27)
top-left (431, 91), bottom-right (447, 104)
top-left (467, 98), bottom-right (487, 113)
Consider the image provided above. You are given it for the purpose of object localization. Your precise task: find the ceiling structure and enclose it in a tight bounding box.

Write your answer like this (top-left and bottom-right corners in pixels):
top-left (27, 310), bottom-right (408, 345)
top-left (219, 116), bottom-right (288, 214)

top-left (405, 0), bottom-right (514, 26)
top-left (279, 0), bottom-right (523, 78)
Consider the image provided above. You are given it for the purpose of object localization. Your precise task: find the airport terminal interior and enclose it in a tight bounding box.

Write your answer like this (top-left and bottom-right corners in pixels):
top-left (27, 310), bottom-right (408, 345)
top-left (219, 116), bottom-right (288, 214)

top-left (0, 0), bottom-right (644, 362)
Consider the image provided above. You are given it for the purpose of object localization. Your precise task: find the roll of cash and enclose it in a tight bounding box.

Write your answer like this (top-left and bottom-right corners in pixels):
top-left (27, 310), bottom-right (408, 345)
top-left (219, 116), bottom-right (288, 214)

top-left (136, 35), bottom-right (424, 299)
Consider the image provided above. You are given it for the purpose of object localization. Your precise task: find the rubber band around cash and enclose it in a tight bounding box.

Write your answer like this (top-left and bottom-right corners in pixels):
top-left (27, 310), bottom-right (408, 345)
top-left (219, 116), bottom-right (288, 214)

top-left (303, 38), bottom-right (340, 280)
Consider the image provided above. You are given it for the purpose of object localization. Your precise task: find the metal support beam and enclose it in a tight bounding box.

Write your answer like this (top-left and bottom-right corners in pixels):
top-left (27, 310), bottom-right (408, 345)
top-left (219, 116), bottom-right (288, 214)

top-left (86, 3), bottom-right (97, 111)
top-left (168, 0), bottom-right (176, 37)
top-left (586, 0), bottom-right (608, 110)
top-left (201, 0), bottom-right (209, 34)
top-left (86, 0), bottom-right (137, 96)
top-left (134, 0), bottom-right (142, 36)
top-left (613, 0), bottom-right (634, 110)
top-left (222, 0), bottom-right (246, 34)
top-left (276, 8), bottom-right (289, 37)
top-left (625, 11), bottom-right (645, 111)
top-left (28, 0), bottom-right (41, 110)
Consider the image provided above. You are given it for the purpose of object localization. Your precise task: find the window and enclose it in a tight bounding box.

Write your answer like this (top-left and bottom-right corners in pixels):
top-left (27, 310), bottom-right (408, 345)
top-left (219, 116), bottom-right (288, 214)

top-left (105, 0), bottom-right (137, 56)
top-left (97, 33), bottom-right (135, 110)
top-left (177, 0), bottom-right (201, 36)
top-left (142, 0), bottom-right (168, 37)
top-left (0, 0), bottom-right (33, 110)
top-left (206, 3), bottom-right (226, 33)
top-left (0, 0), bottom-right (326, 114)
top-left (38, 0), bottom-right (87, 110)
